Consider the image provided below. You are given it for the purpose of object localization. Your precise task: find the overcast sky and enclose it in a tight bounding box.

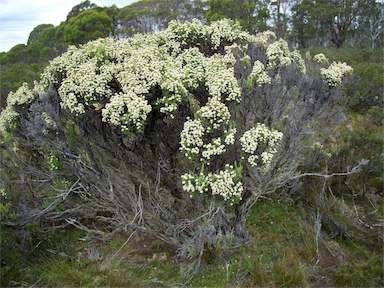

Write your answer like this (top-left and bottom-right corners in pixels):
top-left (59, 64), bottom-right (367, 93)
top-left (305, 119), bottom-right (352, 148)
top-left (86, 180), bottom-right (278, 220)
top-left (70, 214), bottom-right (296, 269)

top-left (0, 0), bottom-right (137, 53)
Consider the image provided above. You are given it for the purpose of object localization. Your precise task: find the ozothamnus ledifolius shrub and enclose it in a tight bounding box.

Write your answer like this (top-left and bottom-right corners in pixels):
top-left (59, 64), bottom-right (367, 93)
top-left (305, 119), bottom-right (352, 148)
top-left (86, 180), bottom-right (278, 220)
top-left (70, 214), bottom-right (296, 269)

top-left (0, 18), bottom-right (352, 207)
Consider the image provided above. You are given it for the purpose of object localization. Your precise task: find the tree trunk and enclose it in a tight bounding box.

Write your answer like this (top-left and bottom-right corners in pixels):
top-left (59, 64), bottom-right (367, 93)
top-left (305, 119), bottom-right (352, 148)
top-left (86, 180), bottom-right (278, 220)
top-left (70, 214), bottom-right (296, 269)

top-left (234, 195), bottom-right (255, 240)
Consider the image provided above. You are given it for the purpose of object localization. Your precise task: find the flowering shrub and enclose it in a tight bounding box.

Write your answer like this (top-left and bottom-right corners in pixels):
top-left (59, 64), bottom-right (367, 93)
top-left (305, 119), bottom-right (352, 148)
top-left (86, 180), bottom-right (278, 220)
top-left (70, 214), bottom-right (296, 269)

top-left (0, 18), bottom-right (361, 265)
top-left (4, 19), bottom-right (303, 136)
top-left (7, 83), bottom-right (36, 107)
top-left (0, 107), bottom-right (19, 134)
top-left (314, 53), bottom-right (329, 65)
top-left (255, 31), bottom-right (277, 49)
top-left (197, 96), bottom-right (231, 133)
top-left (0, 18), bottom-right (352, 207)
top-left (48, 155), bottom-right (61, 171)
top-left (180, 118), bottom-right (205, 159)
top-left (181, 164), bottom-right (243, 205)
top-left (240, 124), bottom-right (283, 170)
top-left (266, 39), bottom-right (306, 73)
top-left (0, 83), bottom-right (37, 134)
top-left (321, 61), bottom-right (353, 86)
top-left (247, 60), bottom-right (271, 87)
top-left (41, 112), bottom-right (57, 134)
top-left (210, 164), bottom-right (243, 205)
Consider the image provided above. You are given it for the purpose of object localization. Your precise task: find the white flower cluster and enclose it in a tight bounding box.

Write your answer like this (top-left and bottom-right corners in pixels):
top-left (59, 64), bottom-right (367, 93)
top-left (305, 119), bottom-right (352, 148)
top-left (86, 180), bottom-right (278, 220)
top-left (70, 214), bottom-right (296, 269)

top-left (7, 82), bottom-right (35, 107)
top-left (158, 19), bottom-right (205, 55)
top-left (210, 20), bottom-right (255, 50)
top-left (41, 112), bottom-right (57, 134)
top-left (255, 31), bottom-right (277, 49)
top-left (240, 124), bottom-right (282, 153)
top-left (290, 49), bottom-right (306, 74)
top-left (265, 39), bottom-right (306, 73)
top-left (225, 42), bottom-right (248, 55)
top-left (210, 164), bottom-right (243, 204)
top-left (205, 53), bottom-right (241, 103)
top-left (102, 91), bottom-right (152, 133)
top-left (41, 39), bottom-right (114, 87)
top-left (33, 80), bottom-right (45, 97)
top-left (159, 18), bottom-right (255, 54)
top-left (320, 61), bottom-right (353, 87)
top-left (61, 60), bottom-right (114, 108)
top-left (240, 123), bottom-right (283, 169)
top-left (48, 155), bottom-right (60, 171)
top-left (312, 141), bottom-right (324, 150)
top-left (248, 60), bottom-right (271, 87)
top-left (181, 171), bottom-right (210, 195)
top-left (224, 127), bottom-right (236, 146)
top-left (180, 118), bottom-right (205, 159)
top-left (0, 107), bottom-right (19, 134)
top-left (117, 45), bottom-right (164, 95)
top-left (198, 96), bottom-right (231, 132)
top-left (0, 82), bottom-right (37, 134)
top-left (180, 95), bottom-right (235, 162)
top-left (266, 39), bottom-right (291, 70)
top-left (1, 188), bottom-right (6, 198)
top-left (177, 47), bottom-right (205, 89)
top-left (202, 138), bottom-right (226, 161)
top-left (259, 150), bottom-right (277, 170)
top-left (314, 53), bottom-right (328, 65)
top-left (181, 164), bottom-right (243, 205)
top-left (240, 54), bottom-right (251, 68)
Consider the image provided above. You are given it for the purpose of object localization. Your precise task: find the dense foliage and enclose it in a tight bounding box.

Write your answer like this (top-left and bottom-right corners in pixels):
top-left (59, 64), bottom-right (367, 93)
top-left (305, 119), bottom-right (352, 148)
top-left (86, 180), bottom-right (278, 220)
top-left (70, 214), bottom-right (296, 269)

top-left (64, 10), bottom-right (113, 45)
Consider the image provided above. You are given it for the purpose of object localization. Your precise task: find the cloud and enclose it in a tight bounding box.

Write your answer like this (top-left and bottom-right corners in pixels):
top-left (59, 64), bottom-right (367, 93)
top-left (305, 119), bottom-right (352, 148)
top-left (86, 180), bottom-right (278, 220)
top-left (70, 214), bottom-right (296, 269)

top-left (0, 0), bottom-right (134, 53)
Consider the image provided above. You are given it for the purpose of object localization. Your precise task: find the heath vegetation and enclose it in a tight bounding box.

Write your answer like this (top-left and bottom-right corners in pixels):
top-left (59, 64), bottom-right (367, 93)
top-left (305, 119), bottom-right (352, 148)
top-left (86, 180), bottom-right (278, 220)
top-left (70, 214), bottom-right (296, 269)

top-left (1, 1), bottom-right (383, 287)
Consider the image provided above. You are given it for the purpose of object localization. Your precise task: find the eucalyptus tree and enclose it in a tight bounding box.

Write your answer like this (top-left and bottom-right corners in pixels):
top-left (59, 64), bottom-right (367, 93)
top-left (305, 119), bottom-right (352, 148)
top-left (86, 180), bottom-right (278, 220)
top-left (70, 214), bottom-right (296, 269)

top-left (66, 0), bottom-right (97, 22)
top-left (64, 10), bottom-right (113, 45)
top-left (358, 0), bottom-right (384, 49)
top-left (269, 0), bottom-right (296, 39)
top-left (27, 24), bottom-right (54, 46)
top-left (292, 0), bottom-right (377, 48)
top-left (115, 0), bottom-right (205, 38)
top-left (155, 0), bottom-right (206, 29)
top-left (0, 44), bottom-right (27, 64)
top-left (205, 0), bottom-right (270, 33)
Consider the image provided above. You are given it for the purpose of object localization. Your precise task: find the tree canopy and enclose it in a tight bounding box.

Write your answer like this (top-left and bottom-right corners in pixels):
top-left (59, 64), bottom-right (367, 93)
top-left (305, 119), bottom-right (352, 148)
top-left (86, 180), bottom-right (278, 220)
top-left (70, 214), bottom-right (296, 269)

top-left (27, 24), bottom-right (54, 45)
top-left (205, 0), bottom-right (270, 33)
top-left (292, 0), bottom-right (379, 48)
top-left (64, 10), bottom-right (113, 45)
top-left (1, 44), bottom-right (27, 64)
top-left (66, 0), bottom-right (97, 22)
